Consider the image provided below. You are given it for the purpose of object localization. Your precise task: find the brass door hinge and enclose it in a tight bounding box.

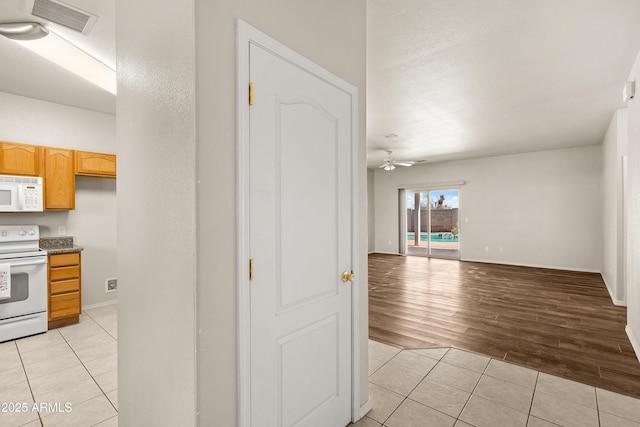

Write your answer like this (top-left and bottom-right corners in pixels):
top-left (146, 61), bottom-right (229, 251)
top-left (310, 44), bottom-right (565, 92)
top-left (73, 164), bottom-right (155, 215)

top-left (249, 83), bottom-right (254, 105)
top-left (249, 259), bottom-right (254, 281)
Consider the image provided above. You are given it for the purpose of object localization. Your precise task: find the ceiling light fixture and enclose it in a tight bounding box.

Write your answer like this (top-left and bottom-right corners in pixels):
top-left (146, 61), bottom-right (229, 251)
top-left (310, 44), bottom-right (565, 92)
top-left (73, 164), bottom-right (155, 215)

top-left (0, 22), bottom-right (116, 95)
top-left (379, 149), bottom-right (414, 172)
top-left (0, 22), bottom-right (48, 40)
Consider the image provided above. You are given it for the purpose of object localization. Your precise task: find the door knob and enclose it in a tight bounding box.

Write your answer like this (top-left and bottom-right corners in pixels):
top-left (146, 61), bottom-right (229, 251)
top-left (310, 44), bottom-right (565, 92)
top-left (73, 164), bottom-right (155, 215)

top-left (341, 271), bottom-right (355, 283)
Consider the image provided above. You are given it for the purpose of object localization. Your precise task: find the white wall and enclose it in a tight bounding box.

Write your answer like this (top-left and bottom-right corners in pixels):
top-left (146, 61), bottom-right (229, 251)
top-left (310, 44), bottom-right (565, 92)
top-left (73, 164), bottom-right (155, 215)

top-left (625, 51), bottom-right (640, 360)
top-left (116, 0), bottom-right (197, 425)
top-left (373, 145), bottom-right (602, 272)
top-left (601, 109), bottom-right (628, 305)
top-left (69, 177), bottom-right (117, 306)
top-left (116, 1), bottom-right (367, 425)
top-left (195, 2), bottom-right (367, 425)
top-left (368, 168), bottom-right (375, 253)
top-left (0, 92), bottom-right (117, 307)
top-left (0, 92), bottom-right (115, 151)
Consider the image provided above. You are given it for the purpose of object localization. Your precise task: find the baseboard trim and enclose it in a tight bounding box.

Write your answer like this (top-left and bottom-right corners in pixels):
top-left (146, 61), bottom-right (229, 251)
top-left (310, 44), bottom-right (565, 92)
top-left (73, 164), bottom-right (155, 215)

top-left (82, 299), bottom-right (117, 311)
top-left (371, 253), bottom-right (600, 273)
top-left (610, 297), bottom-right (626, 307)
top-left (626, 325), bottom-right (640, 364)
top-left (358, 399), bottom-right (372, 419)
top-left (601, 275), bottom-right (626, 306)
top-left (460, 258), bottom-right (600, 274)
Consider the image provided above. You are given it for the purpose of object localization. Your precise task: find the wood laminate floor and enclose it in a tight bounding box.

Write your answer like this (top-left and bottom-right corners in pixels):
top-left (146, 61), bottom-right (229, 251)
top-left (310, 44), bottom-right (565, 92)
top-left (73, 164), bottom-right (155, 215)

top-left (368, 253), bottom-right (640, 399)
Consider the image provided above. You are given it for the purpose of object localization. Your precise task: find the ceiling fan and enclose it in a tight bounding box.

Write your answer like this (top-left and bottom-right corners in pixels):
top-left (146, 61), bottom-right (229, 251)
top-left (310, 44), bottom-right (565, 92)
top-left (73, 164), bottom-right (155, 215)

top-left (378, 149), bottom-right (414, 171)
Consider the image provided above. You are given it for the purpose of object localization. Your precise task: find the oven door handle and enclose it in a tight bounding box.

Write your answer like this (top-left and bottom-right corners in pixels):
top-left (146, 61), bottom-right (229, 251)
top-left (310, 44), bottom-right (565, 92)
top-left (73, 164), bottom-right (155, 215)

top-left (7, 258), bottom-right (48, 267)
top-left (0, 312), bottom-right (44, 325)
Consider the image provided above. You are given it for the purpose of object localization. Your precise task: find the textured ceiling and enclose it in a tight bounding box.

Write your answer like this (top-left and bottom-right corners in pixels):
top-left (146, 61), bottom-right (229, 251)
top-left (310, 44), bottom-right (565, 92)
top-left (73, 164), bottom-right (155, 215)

top-left (1, 0), bottom-right (640, 158)
top-left (0, 0), bottom-right (115, 114)
top-left (367, 0), bottom-right (640, 167)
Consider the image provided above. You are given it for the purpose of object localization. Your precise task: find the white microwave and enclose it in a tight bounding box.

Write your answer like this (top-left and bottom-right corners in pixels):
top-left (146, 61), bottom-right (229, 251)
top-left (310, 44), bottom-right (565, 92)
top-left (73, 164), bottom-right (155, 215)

top-left (0, 175), bottom-right (43, 212)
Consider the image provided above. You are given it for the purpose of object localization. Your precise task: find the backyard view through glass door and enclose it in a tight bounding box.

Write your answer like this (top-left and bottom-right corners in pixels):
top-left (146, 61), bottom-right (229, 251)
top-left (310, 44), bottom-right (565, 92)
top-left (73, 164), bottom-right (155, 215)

top-left (406, 189), bottom-right (460, 258)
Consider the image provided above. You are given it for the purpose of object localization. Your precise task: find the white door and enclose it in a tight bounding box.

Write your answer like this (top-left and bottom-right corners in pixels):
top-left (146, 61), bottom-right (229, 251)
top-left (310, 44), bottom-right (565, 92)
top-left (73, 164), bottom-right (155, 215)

top-left (248, 41), bottom-right (354, 427)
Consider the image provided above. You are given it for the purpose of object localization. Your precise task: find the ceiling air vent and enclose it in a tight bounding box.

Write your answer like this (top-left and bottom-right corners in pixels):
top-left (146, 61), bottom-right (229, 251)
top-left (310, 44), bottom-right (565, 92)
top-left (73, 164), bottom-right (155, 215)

top-left (31, 0), bottom-right (96, 34)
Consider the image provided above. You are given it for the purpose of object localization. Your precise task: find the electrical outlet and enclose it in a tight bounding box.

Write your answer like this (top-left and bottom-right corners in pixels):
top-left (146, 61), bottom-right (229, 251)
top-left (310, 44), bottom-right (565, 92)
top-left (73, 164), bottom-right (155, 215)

top-left (499, 246), bottom-right (504, 253)
top-left (58, 226), bottom-right (66, 235)
top-left (105, 278), bottom-right (117, 293)
top-left (484, 246), bottom-right (489, 252)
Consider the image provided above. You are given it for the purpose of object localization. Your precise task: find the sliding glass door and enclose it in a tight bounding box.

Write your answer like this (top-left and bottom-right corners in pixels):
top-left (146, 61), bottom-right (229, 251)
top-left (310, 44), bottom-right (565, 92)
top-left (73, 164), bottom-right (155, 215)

top-left (405, 189), bottom-right (460, 258)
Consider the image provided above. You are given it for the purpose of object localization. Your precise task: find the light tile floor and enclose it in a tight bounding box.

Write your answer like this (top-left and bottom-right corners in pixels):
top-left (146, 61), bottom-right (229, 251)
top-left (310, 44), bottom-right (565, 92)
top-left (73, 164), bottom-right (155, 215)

top-left (354, 340), bottom-right (640, 427)
top-left (0, 304), bottom-right (117, 427)
top-left (4, 311), bottom-right (640, 427)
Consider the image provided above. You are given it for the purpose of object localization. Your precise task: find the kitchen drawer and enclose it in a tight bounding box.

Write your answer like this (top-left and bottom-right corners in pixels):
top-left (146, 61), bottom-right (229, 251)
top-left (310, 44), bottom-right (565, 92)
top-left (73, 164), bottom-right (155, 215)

top-left (49, 252), bottom-right (80, 267)
top-left (50, 292), bottom-right (80, 319)
top-left (50, 278), bottom-right (80, 295)
top-left (50, 265), bottom-right (80, 281)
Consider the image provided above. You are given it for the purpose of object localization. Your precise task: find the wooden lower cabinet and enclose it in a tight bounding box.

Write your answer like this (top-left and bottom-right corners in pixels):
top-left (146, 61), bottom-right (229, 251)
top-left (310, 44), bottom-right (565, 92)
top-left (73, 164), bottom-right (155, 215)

top-left (48, 252), bottom-right (81, 329)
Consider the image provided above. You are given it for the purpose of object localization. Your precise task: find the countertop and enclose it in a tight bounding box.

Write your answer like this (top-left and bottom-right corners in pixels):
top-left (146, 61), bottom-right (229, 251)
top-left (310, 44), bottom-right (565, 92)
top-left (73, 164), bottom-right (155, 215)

top-left (39, 236), bottom-right (83, 254)
top-left (40, 245), bottom-right (84, 254)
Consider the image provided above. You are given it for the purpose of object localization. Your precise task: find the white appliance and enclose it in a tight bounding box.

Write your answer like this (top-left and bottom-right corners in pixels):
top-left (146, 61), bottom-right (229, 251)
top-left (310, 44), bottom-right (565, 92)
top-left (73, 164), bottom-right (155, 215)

top-left (0, 225), bottom-right (47, 342)
top-left (0, 175), bottom-right (44, 212)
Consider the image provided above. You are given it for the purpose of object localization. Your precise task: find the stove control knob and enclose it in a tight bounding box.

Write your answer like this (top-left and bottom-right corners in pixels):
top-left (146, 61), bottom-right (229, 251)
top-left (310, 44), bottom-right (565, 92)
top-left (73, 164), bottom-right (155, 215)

top-left (18, 230), bottom-right (26, 236)
top-left (28, 230), bottom-right (35, 236)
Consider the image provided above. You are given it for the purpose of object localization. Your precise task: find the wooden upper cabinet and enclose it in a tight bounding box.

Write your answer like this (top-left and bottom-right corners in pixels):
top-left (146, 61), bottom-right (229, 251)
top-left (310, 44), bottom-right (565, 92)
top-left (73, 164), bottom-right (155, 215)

top-left (75, 151), bottom-right (116, 178)
top-left (0, 141), bottom-right (115, 211)
top-left (44, 148), bottom-right (75, 210)
top-left (0, 142), bottom-right (41, 176)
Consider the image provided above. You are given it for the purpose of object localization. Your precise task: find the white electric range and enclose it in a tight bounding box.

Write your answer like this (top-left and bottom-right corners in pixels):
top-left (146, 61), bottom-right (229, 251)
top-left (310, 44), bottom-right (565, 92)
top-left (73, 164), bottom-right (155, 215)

top-left (0, 225), bottom-right (48, 342)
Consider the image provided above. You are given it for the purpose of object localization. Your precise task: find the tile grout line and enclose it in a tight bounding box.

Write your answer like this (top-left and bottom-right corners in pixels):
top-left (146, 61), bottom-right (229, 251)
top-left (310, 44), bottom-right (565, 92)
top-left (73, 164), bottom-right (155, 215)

top-left (595, 386), bottom-right (601, 427)
top-left (375, 347), bottom-right (489, 426)
top-left (14, 338), bottom-right (44, 426)
top-left (56, 312), bottom-right (118, 415)
top-left (89, 414), bottom-right (118, 427)
top-left (382, 396), bottom-right (405, 426)
top-left (374, 347), bottom-right (415, 426)
top-left (83, 310), bottom-right (117, 341)
top-left (373, 347), bottom-right (443, 425)
top-left (378, 347), bottom-right (472, 426)
top-left (404, 348), bottom-right (477, 424)
top-left (410, 349), bottom-right (534, 425)
top-left (453, 353), bottom-right (491, 425)
top-left (368, 341), bottom-right (640, 427)
top-left (368, 348), bottom-right (402, 377)
top-left (83, 309), bottom-right (118, 414)
top-left (528, 370), bottom-right (541, 424)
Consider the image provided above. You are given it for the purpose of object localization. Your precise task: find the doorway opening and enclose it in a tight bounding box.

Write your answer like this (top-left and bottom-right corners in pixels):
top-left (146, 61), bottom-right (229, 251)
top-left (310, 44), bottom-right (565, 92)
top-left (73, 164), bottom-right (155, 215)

top-left (404, 189), bottom-right (460, 258)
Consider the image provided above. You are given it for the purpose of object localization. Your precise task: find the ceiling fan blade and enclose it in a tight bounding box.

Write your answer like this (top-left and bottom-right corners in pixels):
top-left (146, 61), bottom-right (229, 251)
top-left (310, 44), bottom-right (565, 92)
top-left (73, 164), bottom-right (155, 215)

top-left (395, 162), bottom-right (414, 167)
top-left (378, 163), bottom-right (388, 168)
